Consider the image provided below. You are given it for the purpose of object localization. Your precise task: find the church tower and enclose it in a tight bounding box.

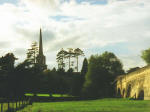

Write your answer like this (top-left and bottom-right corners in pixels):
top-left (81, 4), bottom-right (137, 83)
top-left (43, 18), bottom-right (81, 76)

top-left (36, 28), bottom-right (47, 70)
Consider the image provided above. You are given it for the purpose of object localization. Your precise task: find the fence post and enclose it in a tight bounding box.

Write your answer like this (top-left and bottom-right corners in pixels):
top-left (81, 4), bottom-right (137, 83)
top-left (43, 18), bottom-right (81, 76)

top-left (19, 99), bottom-right (20, 108)
top-left (8, 101), bottom-right (10, 111)
top-left (1, 103), bottom-right (3, 112)
top-left (22, 99), bottom-right (24, 106)
top-left (12, 99), bottom-right (14, 111)
top-left (16, 100), bottom-right (17, 111)
top-left (0, 97), bottom-right (30, 112)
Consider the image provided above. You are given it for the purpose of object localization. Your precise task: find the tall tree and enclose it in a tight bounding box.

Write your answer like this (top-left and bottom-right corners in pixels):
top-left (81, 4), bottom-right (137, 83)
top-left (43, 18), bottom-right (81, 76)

top-left (81, 58), bottom-right (88, 76)
top-left (26, 42), bottom-right (38, 66)
top-left (0, 53), bottom-right (17, 97)
top-left (56, 48), bottom-right (67, 69)
top-left (80, 58), bottom-right (88, 94)
top-left (0, 53), bottom-right (17, 72)
top-left (65, 48), bottom-right (74, 70)
top-left (74, 48), bottom-right (84, 72)
top-left (26, 42), bottom-right (43, 96)
top-left (83, 52), bottom-right (124, 97)
top-left (56, 48), bottom-right (84, 71)
top-left (141, 48), bottom-right (150, 65)
top-left (12, 61), bottom-right (32, 97)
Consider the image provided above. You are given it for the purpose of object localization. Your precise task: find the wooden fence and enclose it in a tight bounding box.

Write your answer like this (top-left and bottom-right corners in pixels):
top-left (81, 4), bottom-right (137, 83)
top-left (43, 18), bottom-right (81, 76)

top-left (0, 97), bottom-right (31, 112)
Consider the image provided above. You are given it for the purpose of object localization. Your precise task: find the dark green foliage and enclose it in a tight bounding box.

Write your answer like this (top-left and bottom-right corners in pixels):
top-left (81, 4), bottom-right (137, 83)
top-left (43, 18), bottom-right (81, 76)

top-left (12, 61), bottom-right (31, 97)
top-left (83, 52), bottom-right (124, 97)
top-left (43, 70), bottom-right (60, 94)
top-left (0, 52), bottom-right (44, 98)
top-left (79, 58), bottom-right (88, 95)
top-left (42, 68), bottom-right (70, 95)
top-left (0, 52), bottom-right (83, 97)
top-left (0, 53), bottom-right (17, 97)
top-left (81, 58), bottom-right (88, 76)
top-left (0, 53), bottom-right (16, 71)
top-left (69, 73), bottom-right (83, 96)
top-left (127, 67), bottom-right (140, 74)
top-left (141, 48), bottom-right (150, 65)
top-left (0, 51), bottom-right (125, 98)
top-left (52, 67), bottom-right (56, 72)
top-left (66, 68), bottom-right (82, 96)
top-left (26, 42), bottom-right (38, 65)
top-left (67, 68), bottom-right (74, 73)
top-left (56, 49), bottom-right (67, 69)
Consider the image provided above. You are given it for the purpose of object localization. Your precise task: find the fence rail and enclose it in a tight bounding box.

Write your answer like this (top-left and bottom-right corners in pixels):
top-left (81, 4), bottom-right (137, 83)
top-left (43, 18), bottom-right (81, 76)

top-left (0, 97), bottom-right (31, 112)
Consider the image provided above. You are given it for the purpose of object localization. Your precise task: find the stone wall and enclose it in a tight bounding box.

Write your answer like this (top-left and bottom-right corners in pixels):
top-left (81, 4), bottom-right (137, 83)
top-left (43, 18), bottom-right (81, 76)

top-left (116, 66), bottom-right (150, 100)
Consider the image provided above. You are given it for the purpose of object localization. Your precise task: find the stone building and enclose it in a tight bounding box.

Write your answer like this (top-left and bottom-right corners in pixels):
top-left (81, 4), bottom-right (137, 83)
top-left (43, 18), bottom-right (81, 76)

top-left (116, 66), bottom-right (150, 100)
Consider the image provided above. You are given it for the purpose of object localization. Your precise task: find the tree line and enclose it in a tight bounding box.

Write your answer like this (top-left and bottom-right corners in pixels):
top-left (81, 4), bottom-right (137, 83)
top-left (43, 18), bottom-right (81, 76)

top-left (56, 48), bottom-right (84, 72)
top-left (1, 42), bottom-right (150, 98)
top-left (0, 51), bottom-right (125, 98)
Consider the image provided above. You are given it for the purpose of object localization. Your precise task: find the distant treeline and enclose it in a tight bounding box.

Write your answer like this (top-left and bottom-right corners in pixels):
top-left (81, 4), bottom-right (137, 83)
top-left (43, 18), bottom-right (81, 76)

top-left (0, 51), bottom-right (125, 98)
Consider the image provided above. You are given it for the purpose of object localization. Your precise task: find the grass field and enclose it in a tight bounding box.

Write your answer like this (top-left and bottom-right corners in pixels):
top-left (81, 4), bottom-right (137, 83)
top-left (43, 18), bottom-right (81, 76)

top-left (17, 98), bottom-right (150, 112)
top-left (25, 93), bottom-right (70, 97)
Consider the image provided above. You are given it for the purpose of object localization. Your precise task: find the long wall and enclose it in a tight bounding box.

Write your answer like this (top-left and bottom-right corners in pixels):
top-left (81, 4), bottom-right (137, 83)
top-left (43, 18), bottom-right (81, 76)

top-left (116, 66), bottom-right (150, 100)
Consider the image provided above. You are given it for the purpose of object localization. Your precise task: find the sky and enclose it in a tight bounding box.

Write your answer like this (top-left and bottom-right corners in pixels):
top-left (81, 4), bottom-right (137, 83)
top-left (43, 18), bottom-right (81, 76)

top-left (0, 0), bottom-right (150, 71)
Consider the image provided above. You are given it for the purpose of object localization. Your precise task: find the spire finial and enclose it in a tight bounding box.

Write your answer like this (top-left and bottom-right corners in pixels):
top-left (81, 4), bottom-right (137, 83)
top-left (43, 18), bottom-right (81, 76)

top-left (39, 28), bottom-right (43, 55)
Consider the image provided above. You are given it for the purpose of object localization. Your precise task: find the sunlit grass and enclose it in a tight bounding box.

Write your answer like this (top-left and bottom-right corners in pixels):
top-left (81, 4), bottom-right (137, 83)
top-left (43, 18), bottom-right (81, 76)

top-left (25, 93), bottom-right (34, 96)
top-left (24, 93), bottom-right (70, 97)
top-left (17, 98), bottom-right (150, 112)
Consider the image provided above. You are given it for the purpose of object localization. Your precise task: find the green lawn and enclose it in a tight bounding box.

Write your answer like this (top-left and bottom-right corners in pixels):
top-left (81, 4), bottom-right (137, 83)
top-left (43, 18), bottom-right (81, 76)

top-left (17, 98), bottom-right (150, 112)
top-left (25, 93), bottom-right (70, 97)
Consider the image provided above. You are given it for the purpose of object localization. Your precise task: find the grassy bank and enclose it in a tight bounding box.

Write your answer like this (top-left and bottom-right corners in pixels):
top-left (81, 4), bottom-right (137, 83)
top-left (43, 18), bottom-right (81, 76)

top-left (17, 98), bottom-right (150, 112)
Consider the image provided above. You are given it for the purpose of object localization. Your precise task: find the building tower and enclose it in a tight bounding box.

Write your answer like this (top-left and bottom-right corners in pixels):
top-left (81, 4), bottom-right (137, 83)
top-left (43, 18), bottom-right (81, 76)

top-left (36, 28), bottom-right (47, 70)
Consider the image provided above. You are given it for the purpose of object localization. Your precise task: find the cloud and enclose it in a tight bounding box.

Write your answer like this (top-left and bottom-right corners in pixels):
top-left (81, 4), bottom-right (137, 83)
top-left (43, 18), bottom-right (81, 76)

top-left (20, 0), bottom-right (60, 10)
top-left (119, 54), bottom-right (146, 70)
top-left (0, 0), bottom-right (150, 70)
top-left (19, 0), bottom-right (61, 17)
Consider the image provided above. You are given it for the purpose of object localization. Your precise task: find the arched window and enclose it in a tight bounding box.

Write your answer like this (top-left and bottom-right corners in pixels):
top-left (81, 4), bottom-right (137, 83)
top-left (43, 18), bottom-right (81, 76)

top-left (126, 84), bottom-right (131, 98)
top-left (138, 90), bottom-right (144, 100)
top-left (122, 89), bottom-right (125, 97)
top-left (117, 88), bottom-right (121, 97)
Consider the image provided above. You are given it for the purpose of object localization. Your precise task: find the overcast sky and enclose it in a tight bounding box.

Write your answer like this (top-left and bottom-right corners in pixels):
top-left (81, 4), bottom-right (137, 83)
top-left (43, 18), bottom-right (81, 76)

top-left (0, 0), bottom-right (150, 70)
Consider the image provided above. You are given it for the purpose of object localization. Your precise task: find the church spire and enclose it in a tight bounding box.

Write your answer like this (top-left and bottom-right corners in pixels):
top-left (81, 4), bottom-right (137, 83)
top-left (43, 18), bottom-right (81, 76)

top-left (39, 28), bottom-right (43, 55)
top-left (36, 28), bottom-right (47, 70)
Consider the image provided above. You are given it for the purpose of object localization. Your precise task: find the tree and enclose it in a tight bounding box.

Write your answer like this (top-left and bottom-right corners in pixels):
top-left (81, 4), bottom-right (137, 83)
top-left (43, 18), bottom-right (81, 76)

top-left (100, 51), bottom-right (124, 78)
top-left (0, 53), bottom-right (17, 97)
top-left (12, 61), bottom-right (32, 97)
top-left (0, 53), bottom-right (17, 72)
top-left (141, 48), bottom-right (150, 65)
top-left (82, 52), bottom-right (124, 97)
top-left (56, 48), bottom-right (84, 71)
top-left (69, 72), bottom-right (82, 96)
top-left (43, 70), bottom-right (58, 96)
top-left (74, 48), bottom-right (84, 72)
top-left (65, 48), bottom-right (74, 70)
top-left (81, 58), bottom-right (88, 76)
top-left (26, 42), bottom-right (43, 96)
top-left (51, 67), bottom-right (56, 72)
top-left (56, 68), bottom-right (70, 95)
top-left (56, 48), bottom-right (67, 69)
top-left (26, 42), bottom-right (38, 66)
top-left (79, 58), bottom-right (88, 94)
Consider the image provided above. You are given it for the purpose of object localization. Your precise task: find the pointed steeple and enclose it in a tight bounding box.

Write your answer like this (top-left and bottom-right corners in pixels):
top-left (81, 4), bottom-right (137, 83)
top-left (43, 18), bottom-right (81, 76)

top-left (39, 28), bottom-right (43, 55)
top-left (36, 28), bottom-right (47, 70)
